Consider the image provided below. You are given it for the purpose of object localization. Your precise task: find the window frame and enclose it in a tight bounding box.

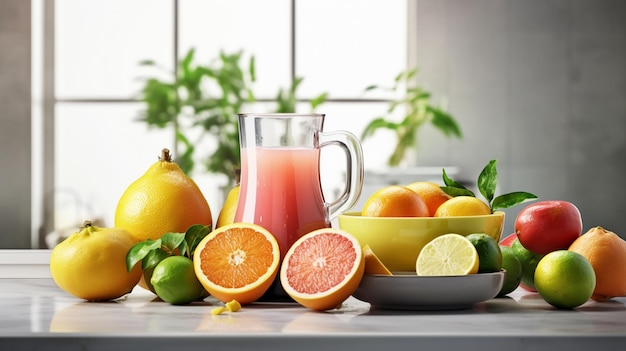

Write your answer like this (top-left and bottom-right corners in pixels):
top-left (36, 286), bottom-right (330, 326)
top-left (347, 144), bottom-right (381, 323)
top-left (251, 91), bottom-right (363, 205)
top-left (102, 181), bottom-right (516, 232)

top-left (35, 0), bottom-right (413, 247)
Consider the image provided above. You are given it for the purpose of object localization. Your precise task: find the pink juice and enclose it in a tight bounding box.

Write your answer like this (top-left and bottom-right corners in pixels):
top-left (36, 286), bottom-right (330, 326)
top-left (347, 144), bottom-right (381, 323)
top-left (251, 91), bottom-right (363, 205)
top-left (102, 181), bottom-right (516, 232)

top-left (235, 147), bottom-right (329, 258)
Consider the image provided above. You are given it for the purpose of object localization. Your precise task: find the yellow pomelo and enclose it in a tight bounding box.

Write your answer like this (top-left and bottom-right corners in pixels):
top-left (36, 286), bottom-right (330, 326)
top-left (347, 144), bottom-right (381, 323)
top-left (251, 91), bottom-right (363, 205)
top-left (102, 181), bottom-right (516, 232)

top-left (216, 184), bottom-right (240, 228)
top-left (50, 221), bottom-right (142, 301)
top-left (115, 148), bottom-right (213, 242)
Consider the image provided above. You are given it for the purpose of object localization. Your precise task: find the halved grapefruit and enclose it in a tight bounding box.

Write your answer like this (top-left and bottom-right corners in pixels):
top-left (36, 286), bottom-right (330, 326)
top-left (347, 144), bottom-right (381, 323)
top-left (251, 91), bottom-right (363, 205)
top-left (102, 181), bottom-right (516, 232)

top-left (280, 228), bottom-right (364, 311)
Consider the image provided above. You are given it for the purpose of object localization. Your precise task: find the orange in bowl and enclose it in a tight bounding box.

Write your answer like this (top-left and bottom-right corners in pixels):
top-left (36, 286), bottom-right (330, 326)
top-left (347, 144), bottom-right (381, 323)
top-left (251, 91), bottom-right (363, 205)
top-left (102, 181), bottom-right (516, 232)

top-left (338, 211), bottom-right (505, 272)
top-left (361, 185), bottom-right (429, 218)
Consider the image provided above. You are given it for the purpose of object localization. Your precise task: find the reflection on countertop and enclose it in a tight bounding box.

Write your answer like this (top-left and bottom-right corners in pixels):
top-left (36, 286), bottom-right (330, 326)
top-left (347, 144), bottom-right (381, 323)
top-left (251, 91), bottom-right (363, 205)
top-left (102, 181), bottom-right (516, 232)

top-left (1, 277), bottom-right (626, 351)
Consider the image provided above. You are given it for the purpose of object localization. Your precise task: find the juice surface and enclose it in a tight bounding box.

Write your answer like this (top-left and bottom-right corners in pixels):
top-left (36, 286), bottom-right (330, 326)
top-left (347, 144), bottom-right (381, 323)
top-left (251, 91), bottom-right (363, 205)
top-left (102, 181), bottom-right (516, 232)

top-left (235, 147), bottom-right (329, 258)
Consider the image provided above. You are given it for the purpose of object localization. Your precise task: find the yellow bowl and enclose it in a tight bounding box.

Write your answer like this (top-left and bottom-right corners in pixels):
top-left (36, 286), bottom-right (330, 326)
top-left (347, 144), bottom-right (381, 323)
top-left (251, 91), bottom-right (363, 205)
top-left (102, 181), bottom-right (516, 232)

top-left (338, 211), bottom-right (505, 272)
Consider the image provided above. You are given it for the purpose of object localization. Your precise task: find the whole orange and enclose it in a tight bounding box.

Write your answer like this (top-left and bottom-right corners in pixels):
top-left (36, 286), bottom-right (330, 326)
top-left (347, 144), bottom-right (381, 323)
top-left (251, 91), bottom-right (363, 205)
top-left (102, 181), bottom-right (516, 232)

top-left (568, 226), bottom-right (626, 302)
top-left (115, 148), bottom-right (213, 242)
top-left (361, 185), bottom-right (429, 217)
top-left (405, 181), bottom-right (452, 216)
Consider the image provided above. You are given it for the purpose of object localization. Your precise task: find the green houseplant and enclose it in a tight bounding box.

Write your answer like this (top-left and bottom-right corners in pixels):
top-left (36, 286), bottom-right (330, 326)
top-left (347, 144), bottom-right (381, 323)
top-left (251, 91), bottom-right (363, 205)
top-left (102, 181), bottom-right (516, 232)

top-left (361, 68), bottom-right (462, 167)
top-left (137, 48), bottom-right (326, 189)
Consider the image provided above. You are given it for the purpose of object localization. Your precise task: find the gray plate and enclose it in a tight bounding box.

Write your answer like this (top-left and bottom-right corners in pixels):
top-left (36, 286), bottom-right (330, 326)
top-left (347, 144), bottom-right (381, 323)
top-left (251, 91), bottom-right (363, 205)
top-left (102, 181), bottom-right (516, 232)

top-left (353, 271), bottom-right (505, 311)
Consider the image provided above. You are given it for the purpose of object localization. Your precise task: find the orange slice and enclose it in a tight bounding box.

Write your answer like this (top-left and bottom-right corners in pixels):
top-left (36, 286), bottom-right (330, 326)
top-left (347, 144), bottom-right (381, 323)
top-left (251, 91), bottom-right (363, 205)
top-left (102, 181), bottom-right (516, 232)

top-left (363, 245), bottom-right (393, 276)
top-left (280, 228), bottom-right (365, 311)
top-left (193, 223), bottom-right (280, 305)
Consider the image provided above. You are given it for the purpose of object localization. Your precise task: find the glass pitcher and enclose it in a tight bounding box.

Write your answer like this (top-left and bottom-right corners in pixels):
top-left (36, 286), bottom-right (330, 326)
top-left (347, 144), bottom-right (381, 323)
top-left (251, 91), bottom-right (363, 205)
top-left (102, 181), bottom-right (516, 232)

top-left (235, 113), bottom-right (364, 300)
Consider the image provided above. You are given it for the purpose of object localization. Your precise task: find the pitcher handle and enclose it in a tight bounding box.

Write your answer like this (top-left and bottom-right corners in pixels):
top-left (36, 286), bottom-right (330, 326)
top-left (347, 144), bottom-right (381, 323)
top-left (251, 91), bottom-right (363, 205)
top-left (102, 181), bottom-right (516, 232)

top-left (319, 130), bottom-right (364, 220)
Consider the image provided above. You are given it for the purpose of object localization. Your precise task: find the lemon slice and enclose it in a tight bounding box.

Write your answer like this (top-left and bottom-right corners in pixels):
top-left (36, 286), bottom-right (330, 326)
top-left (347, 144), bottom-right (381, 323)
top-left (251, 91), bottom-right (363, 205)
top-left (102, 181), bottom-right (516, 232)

top-left (363, 245), bottom-right (393, 276)
top-left (416, 234), bottom-right (480, 276)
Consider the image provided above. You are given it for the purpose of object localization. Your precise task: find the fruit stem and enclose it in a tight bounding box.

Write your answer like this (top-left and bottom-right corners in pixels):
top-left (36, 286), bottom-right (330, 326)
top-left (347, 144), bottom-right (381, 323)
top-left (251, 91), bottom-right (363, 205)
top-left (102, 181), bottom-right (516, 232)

top-left (233, 167), bottom-right (241, 185)
top-left (81, 220), bottom-right (93, 229)
top-left (160, 148), bottom-right (173, 162)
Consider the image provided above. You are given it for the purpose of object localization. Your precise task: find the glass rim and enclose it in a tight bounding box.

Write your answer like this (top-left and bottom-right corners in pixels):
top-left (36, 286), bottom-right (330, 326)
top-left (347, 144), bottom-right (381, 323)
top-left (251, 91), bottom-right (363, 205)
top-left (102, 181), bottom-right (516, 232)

top-left (238, 113), bottom-right (325, 118)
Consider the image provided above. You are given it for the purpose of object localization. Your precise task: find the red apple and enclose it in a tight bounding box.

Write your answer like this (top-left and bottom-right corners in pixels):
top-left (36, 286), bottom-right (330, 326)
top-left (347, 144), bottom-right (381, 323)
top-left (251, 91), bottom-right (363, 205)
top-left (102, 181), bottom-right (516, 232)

top-left (499, 233), bottom-right (517, 247)
top-left (515, 200), bottom-right (583, 255)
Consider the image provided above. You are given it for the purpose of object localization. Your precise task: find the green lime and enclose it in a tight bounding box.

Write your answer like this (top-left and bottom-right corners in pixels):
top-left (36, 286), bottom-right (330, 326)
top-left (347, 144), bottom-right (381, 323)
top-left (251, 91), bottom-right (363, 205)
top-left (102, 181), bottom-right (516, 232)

top-left (510, 239), bottom-right (544, 290)
top-left (497, 246), bottom-right (522, 296)
top-left (142, 266), bottom-right (156, 294)
top-left (150, 256), bottom-right (205, 305)
top-left (466, 233), bottom-right (502, 273)
top-left (534, 250), bottom-right (596, 309)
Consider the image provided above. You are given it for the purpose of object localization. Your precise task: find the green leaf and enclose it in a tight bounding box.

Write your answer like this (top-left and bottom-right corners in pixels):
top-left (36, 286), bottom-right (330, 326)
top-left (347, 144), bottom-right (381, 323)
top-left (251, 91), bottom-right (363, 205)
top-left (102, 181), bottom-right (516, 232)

top-left (142, 249), bottom-right (171, 270)
top-left (478, 160), bottom-right (498, 204)
top-left (185, 224), bottom-right (211, 257)
top-left (310, 92), bottom-right (328, 110)
top-left (160, 232), bottom-right (187, 255)
top-left (491, 191), bottom-right (538, 211)
top-left (428, 106), bottom-right (462, 138)
top-left (248, 56), bottom-right (256, 82)
top-left (441, 186), bottom-right (475, 197)
top-left (442, 168), bottom-right (468, 190)
top-left (441, 168), bottom-right (475, 197)
top-left (126, 239), bottom-right (162, 272)
top-left (361, 118), bottom-right (398, 139)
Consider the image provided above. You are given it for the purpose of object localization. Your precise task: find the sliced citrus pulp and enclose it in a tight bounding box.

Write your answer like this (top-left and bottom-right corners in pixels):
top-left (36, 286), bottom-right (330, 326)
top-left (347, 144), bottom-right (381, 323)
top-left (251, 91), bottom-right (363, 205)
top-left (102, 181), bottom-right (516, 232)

top-left (193, 223), bottom-right (280, 305)
top-left (280, 228), bottom-right (365, 311)
top-left (363, 245), bottom-right (392, 276)
top-left (416, 233), bottom-right (479, 276)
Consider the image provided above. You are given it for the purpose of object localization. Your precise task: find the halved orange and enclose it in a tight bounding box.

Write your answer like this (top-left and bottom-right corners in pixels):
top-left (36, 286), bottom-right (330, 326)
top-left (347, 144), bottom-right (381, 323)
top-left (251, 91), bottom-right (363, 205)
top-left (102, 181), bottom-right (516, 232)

top-left (363, 245), bottom-right (392, 276)
top-left (280, 228), bottom-right (365, 311)
top-left (193, 223), bottom-right (280, 305)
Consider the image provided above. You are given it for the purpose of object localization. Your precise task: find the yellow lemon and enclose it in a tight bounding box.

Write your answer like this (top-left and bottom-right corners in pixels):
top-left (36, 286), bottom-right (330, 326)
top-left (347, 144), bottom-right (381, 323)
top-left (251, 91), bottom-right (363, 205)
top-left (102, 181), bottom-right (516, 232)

top-left (434, 196), bottom-right (491, 217)
top-left (114, 148), bottom-right (213, 242)
top-left (50, 221), bottom-right (142, 301)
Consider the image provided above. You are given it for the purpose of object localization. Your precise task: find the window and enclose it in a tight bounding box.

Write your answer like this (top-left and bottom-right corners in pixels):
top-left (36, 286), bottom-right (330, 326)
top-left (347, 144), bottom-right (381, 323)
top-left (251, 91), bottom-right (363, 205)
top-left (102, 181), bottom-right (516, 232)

top-left (33, 0), bottom-right (408, 246)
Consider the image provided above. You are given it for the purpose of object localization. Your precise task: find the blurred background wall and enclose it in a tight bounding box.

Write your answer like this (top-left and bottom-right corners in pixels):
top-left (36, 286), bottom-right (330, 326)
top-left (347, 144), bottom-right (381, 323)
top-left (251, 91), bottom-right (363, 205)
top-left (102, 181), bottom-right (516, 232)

top-left (1, 0), bottom-right (625, 248)
top-left (412, 0), bottom-right (626, 237)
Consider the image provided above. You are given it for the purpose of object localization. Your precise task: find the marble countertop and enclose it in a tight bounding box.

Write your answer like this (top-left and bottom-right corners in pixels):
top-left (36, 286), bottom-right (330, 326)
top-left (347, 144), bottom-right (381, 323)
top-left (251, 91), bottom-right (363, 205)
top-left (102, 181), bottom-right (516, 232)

top-left (1, 251), bottom-right (626, 350)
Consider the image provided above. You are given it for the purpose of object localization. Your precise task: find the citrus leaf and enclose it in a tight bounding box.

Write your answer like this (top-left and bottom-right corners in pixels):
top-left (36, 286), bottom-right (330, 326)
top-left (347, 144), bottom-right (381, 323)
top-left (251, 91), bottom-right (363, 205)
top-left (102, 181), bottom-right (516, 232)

top-left (185, 224), bottom-right (211, 257)
top-left (142, 249), bottom-right (171, 270)
top-left (441, 186), bottom-right (475, 197)
top-left (491, 192), bottom-right (538, 211)
top-left (161, 232), bottom-right (187, 255)
top-left (478, 160), bottom-right (498, 204)
top-left (442, 168), bottom-right (468, 190)
top-left (126, 239), bottom-right (162, 272)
